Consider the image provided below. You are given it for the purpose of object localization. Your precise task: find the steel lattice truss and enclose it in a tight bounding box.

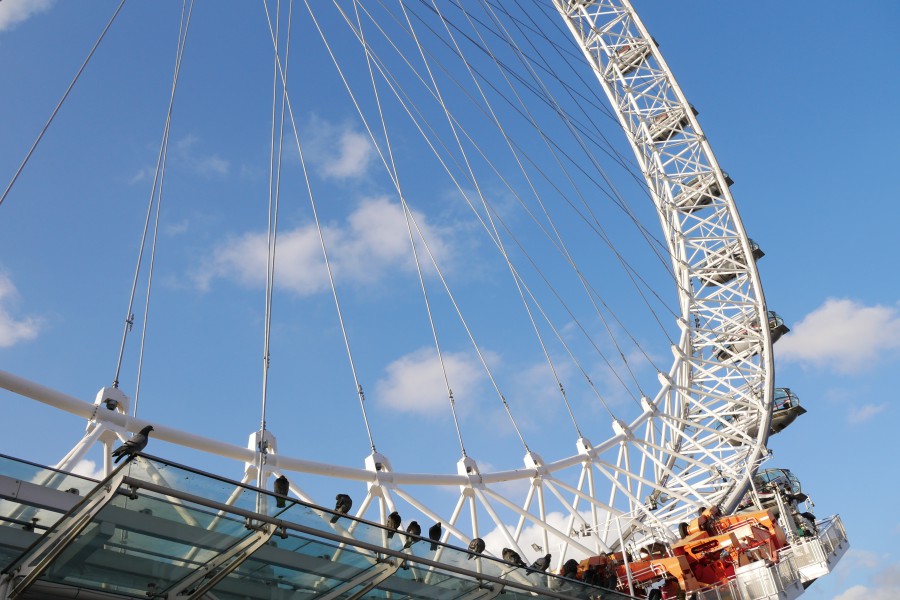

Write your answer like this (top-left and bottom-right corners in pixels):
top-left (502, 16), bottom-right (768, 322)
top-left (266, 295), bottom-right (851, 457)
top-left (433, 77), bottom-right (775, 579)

top-left (550, 0), bottom-right (774, 529)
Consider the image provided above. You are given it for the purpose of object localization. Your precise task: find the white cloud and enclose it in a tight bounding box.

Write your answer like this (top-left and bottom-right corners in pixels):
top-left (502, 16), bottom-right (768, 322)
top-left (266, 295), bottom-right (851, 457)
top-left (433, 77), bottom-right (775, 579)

top-left (193, 154), bottom-right (229, 177)
top-left (71, 459), bottom-right (104, 480)
top-left (128, 165), bottom-right (155, 185)
top-left (504, 360), bottom-right (579, 430)
top-left (130, 136), bottom-right (229, 184)
top-left (0, 0), bottom-right (54, 32)
top-left (196, 196), bottom-right (451, 295)
top-left (875, 561), bottom-right (900, 587)
top-left (776, 298), bottom-right (900, 373)
top-left (328, 130), bottom-right (373, 179)
top-left (0, 272), bottom-right (41, 347)
top-left (164, 219), bottom-right (189, 236)
top-left (842, 548), bottom-right (881, 570)
top-left (197, 224), bottom-right (324, 294)
top-left (375, 347), bottom-right (488, 416)
top-left (175, 135), bottom-right (230, 178)
top-left (829, 552), bottom-right (900, 600)
top-left (516, 362), bottom-right (563, 404)
top-left (834, 584), bottom-right (900, 600)
top-left (847, 402), bottom-right (887, 424)
top-left (302, 116), bottom-right (375, 180)
top-left (175, 135), bottom-right (198, 153)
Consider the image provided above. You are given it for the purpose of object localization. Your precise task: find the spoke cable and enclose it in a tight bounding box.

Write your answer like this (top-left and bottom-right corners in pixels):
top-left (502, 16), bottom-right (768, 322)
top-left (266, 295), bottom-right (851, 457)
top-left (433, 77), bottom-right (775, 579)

top-left (320, 2), bottom-right (688, 454)
top-left (0, 0), bottom-right (128, 210)
top-left (320, 0), bottom-right (520, 452)
top-left (370, 1), bottom-right (681, 336)
top-left (473, 0), bottom-right (661, 390)
top-left (430, 1), bottom-right (585, 435)
top-left (133, 0), bottom-right (196, 417)
top-left (351, 0), bottom-right (469, 458)
top-left (264, 1), bottom-right (378, 453)
top-left (332, 2), bottom-right (656, 416)
top-left (323, 1), bottom-right (532, 453)
top-left (386, 1), bottom-right (674, 388)
top-left (258, 0), bottom-right (295, 468)
top-left (398, 0), bottom-right (535, 453)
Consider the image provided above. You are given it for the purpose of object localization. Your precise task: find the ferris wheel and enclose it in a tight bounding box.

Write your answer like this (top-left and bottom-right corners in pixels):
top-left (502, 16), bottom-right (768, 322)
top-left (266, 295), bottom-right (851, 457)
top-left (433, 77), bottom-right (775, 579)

top-left (0, 0), bottom-right (779, 576)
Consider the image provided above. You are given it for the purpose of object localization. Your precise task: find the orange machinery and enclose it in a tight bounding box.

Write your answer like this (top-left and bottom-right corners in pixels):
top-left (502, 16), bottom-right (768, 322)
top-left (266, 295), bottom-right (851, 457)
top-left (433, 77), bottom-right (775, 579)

top-left (573, 506), bottom-right (789, 598)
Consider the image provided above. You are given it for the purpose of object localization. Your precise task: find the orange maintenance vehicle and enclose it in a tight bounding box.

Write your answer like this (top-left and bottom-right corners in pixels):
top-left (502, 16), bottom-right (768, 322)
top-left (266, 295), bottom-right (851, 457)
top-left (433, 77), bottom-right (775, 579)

top-left (562, 469), bottom-right (845, 599)
top-left (571, 505), bottom-right (790, 598)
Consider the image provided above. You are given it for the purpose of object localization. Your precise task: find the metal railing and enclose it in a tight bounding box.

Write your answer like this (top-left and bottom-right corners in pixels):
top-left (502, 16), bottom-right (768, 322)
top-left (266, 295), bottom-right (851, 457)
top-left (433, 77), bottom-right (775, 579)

top-left (817, 515), bottom-right (848, 555)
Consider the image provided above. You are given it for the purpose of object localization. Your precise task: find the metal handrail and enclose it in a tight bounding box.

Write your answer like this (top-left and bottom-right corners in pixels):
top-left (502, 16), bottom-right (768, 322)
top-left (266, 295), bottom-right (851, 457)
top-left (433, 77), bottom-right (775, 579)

top-left (117, 473), bottom-right (623, 600)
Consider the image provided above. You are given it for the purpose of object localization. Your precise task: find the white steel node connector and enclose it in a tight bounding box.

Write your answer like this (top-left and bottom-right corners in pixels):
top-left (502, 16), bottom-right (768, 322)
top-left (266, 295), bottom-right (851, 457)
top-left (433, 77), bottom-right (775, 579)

top-left (247, 429), bottom-right (278, 455)
top-left (365, 452), bottom-right (395, 491)
top-left (95, 386), bottom-right (129, 415)
top-left (245, 429), bottom-right (278, 479)
top-left (524, 451), bottom-right (546, 473)
top-left (576, 437), bottom-right (594, 456)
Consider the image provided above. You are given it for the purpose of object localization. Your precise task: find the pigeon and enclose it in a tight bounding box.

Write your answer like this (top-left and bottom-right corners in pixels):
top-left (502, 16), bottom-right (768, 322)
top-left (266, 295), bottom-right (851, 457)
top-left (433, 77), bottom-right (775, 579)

top-left (404, 520), bottom-right (421, 549)
top-left (467, 537), bottom-right (485, 560)
top-left (387, 511), bottom-right (401, 538)
top-left (528, 553), bottom-right (551, 574)
top-left (428, 522), bottom-right (442, 551)
top-left (331, 494), bottom-right (352, 523)
top-left (273, 475), bottom-right (289, 508)
top-left (502, 548), bottom-right (527, 568)
top-left (111, 425), bottom-right (154, 463)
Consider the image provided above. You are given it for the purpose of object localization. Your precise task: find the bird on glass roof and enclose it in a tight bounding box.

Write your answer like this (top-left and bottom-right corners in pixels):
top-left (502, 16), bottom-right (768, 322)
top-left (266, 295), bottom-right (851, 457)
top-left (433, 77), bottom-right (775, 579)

top-left (428, 522), bottom-right (442, 551)
top-left (404, 521), bottom-right (421, 549)
top-left (111, 425), bottom-right (154, 463)
top-left (331, 494), bottom-right (352, 523)
top-left (528, 554), bottom-right (552, 574)
top-left (467, 537), bottom-right (485, 559)
top-left (387, 511), bottom-right (401, 538)
top-left (502, 548), bottom-right (527, 569)
top-left (273, 475), bottom-right (289, 508)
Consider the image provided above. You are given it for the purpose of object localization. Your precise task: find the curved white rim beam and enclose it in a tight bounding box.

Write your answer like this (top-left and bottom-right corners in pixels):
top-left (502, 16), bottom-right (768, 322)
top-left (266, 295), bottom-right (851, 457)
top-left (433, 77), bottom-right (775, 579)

top-left (552, 0), bottom-right (774, 520)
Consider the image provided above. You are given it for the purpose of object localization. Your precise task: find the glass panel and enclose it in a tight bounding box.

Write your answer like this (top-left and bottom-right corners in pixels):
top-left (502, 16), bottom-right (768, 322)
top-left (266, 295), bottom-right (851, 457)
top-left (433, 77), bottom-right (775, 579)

top-left (0, 454), bottom-right (99, 547)
top-left (0, 454), bottom-right (98, 495)
top-left (34, 479), bottom-right (263, 598)
top-left (4, 455), bottom-right (639, 599)
top-left (224, 536), bottom-right (386, 599)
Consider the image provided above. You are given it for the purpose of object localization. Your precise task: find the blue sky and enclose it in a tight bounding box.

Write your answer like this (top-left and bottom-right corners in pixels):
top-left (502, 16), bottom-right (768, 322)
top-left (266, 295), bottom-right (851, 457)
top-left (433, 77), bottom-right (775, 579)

top-left (1, 2), bottom-right (899, 598)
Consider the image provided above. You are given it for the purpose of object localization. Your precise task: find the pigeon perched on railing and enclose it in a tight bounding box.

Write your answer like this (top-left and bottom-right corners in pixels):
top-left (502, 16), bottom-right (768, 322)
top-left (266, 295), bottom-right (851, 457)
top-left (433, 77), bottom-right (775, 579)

top-left (428, 522), bottom-right (442, 551)
top-left (404, 521), bottom-right (421, 549)
top-left (387, 511), bottom-right (401, 538)
top-left (528, 553), bottom-right (551, 575)
top-left (502, 548), bottom-right (527, 569)
top-left (467, 537), bottom-right (485, 559)
top-left (331, 494), bottom-right (352, 523)
top-left (112, 425), bottom-right (154, 463)
top-left (273, 475), bottom-right (289, 508)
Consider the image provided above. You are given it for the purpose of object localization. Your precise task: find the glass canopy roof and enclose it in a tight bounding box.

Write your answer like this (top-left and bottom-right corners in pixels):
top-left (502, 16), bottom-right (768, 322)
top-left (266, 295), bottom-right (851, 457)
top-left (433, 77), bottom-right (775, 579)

top-left (1, 454), bottom-right (634, 599)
